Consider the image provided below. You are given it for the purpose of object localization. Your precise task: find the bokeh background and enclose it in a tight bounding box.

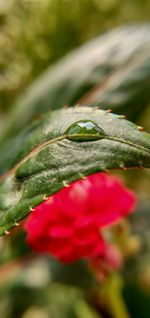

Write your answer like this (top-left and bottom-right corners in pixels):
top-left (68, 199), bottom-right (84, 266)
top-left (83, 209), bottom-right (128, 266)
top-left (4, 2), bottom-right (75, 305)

top-left (0, 1), bottom-right (150, 318)
top-left (1, 0), bottom-right (150, 113)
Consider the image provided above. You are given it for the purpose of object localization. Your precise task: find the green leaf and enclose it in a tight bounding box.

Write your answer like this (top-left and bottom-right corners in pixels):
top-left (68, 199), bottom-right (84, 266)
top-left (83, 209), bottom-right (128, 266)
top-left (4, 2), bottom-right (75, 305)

top-left (0, 106), bottom-right (150, 234)
top-left (1, 24), bottom-right (150, 142)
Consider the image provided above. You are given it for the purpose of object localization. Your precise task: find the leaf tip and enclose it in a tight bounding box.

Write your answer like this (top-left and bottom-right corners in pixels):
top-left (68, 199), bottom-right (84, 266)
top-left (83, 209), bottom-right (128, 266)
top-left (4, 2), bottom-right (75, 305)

top-left (5, 230), bottom-right (10, 235)
top-left (29, 207), bottom-right (35, 212)
top-left (117, 115), bottom-right (126, 119)
top-left (14, 222), bottom-right (20, 227)
top-left (62, 181), bottom-right (70, 188)
top-left (79, 173), bottom-right (87, 180)
top-left (43, 194), bottom-right (49, 201)
top-left (137, 126), bottom-right (144, 132)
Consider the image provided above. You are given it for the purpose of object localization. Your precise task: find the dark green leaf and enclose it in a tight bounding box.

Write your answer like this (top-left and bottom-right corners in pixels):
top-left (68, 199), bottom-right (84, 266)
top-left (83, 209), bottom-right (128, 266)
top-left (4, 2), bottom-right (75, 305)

top-left (0, 106), bottom-right (150, 234)
top-left (1, 24), bottom-right (150, 142)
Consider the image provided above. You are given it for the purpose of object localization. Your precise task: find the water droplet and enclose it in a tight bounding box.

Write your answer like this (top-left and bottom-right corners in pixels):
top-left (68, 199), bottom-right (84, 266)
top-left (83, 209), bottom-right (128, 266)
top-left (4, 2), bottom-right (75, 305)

top-left (65, 120), bottom-right (106, 142)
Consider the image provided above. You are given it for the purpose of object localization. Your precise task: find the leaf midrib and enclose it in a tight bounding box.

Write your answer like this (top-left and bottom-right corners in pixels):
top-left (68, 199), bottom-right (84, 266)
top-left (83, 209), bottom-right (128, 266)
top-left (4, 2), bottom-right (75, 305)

top-left (0, 133), bottom-right (149, 182)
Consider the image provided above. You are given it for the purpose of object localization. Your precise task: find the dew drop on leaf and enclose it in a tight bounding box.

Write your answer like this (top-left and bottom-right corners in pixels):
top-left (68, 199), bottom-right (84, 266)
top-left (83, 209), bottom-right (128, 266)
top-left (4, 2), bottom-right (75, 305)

top-left (65, 120), bottom-right (106, 142)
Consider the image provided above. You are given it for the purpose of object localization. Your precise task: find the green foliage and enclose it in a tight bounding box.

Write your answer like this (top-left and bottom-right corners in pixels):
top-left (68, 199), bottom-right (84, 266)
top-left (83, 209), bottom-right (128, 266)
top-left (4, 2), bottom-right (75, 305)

top-left (1, 0), bottom-right (150, 113)
top-left (1, 24), bottom-right (150, 141)
top-left (0, 107), bottom-right (150, 234)
top-left (0, 2), bottom-right (150, 316)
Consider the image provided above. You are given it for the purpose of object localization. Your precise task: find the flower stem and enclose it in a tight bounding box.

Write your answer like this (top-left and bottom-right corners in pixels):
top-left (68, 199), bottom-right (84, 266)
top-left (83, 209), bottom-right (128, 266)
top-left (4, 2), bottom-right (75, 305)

top-left (100, 273), bottom-right (131, 318)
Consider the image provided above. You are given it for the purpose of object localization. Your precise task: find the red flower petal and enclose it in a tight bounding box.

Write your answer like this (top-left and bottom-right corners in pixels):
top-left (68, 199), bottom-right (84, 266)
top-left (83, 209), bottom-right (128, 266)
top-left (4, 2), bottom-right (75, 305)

top-left (48, 225), bottom-right (73, 239)
top-left (55, 181), bottom-right (90, 218)
top-left (24, 172), bottom-right (137, 263)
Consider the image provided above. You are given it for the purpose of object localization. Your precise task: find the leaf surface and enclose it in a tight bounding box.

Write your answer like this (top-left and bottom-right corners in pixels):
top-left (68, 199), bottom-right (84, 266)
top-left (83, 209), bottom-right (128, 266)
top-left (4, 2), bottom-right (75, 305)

top-left (0, 107), bottom-right (150, 234)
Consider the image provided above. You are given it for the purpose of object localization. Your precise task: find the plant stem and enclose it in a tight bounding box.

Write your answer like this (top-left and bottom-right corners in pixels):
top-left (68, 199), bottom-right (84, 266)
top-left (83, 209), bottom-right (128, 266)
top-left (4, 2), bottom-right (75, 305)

top-left (100, 273), bottom-right (131, 318)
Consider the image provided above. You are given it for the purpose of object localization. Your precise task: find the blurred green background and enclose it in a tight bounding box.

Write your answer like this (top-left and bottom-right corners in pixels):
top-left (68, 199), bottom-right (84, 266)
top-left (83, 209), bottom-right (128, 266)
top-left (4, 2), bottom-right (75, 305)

top-left (1, 0), bottom-right (150, 113)
top-left (0, 1), bottom-right (150, 318)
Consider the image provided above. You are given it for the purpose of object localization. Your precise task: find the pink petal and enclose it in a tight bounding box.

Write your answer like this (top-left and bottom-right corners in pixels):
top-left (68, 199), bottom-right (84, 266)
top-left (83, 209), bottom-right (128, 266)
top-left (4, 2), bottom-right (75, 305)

top-left (55, 181), bottom-right (90, 218)
top-left (48, 225), bottom-right (73, 239)
top-left (89, 238), bottom-right (106, 258)
top-left (74, 214), bottom-right (98, 230)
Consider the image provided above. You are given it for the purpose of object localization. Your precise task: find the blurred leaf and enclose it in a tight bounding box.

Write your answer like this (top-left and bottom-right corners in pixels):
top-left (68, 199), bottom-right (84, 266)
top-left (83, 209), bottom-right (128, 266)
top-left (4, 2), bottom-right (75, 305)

top-left (122, 200), bottom-right (150, 318)
top-left (1, 24), bottom-right (150, 142)
top-left (45, 258), bottom-right (94, 290)
top-left (1, 0), bottom-right (150, 114)
top-left (0, 282), bottom-right (85, 318)
top-left (123, 282), bottom-right (150, 318)
top-left (74, 299), bottom-right (101, 318)
top-left (0, 106), bottom-right (150, 234)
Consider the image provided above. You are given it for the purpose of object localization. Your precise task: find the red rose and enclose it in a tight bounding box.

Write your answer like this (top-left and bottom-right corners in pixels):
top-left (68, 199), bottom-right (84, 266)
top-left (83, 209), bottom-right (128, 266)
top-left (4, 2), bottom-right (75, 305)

top-left (24, 173), bottom-right (136, 263)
